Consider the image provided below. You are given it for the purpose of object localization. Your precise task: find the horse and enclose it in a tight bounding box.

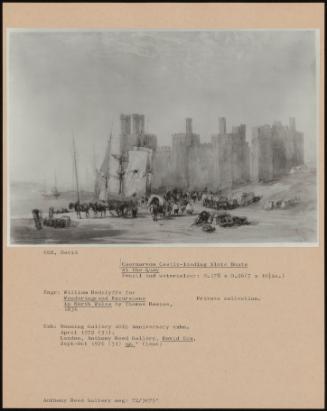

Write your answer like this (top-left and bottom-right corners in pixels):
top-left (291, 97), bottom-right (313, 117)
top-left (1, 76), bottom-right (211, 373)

top-left (81, 203), bottom-right (90, 218)
top-left (172, 202), bottom-right (179, 216)
top-left (54, 207), bottom-right (69, 214)
top-left (68, 202), bottom-right (90, 218)
top-left (90, 202), bottom-right (107, 217)
top-left (106, 199), bottom-right (136, 217)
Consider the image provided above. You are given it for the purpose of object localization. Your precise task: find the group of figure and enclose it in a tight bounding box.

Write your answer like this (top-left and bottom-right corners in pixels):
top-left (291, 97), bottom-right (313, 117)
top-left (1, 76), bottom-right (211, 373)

top-left (146, 188), bottom-right (215, 222)
top-left (148, 196), bottom-right (195, 222)
top-left (264, 197), bottom-right (299, 211)
top-left (68, 202), bottom-right (107, 219)
top-left (163, 189), bottom-right (202, 204)
top-left (68, 198), bottom-right (138, 219)
top-left (201, 191), bottom-right (261, 210)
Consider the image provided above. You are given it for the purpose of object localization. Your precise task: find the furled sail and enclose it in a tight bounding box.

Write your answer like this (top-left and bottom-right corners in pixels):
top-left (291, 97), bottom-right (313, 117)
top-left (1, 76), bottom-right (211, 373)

top-left (97, 136), bottom-right (122, 200)
top-left (107, 153), bottom-right (121, 196)
top-left (94, 169), bottom-right (101, 198)
top-left (98, 139), bottom-right (111, 201)
top-left (124, 147), bottom-right (152, 197)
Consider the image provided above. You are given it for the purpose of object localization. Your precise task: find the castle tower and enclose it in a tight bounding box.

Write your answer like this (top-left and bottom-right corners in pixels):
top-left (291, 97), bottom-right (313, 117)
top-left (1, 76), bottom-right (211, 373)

top-left (239, 124), bottom-right (246, 139)
top-left (219, 117), bottom-right (227, 135)
top-left (186, 118), bottom-right (193, 135)
top-left (120, 114), bottom-right (131, 154)
top-left (289, 117), bottom-right (296, 131)
top-left (120, 114), bottom-right (131, 135)
top-left (132, 114), bottom-right (145, 135)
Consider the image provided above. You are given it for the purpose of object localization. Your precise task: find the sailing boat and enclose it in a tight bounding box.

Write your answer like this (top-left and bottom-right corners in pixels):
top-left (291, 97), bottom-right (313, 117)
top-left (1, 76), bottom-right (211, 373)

top-left (41, 172), bottom-right (61, 199)
top-left (96, 131), bottom-right (153, 201)
top-left (51, 173), bottom-right (61, 198)
top-left (97, 134), bottom-right (116, 201)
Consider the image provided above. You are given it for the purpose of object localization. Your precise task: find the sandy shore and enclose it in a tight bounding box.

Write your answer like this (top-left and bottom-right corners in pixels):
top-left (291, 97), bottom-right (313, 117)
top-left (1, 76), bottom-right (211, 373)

top-left (10, 201), bottom-right (316, 245)
top-left (9, 169), bottom-right (317, 245)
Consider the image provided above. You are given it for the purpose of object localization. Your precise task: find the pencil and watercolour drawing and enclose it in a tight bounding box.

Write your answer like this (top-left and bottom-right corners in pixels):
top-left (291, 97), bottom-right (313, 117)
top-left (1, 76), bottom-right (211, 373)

top-left (8, 30), bottom-right (318, 245)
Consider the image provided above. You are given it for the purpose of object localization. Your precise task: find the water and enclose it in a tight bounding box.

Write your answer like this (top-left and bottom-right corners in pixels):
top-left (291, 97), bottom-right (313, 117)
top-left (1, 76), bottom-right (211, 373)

top-left (9, 184), bottom-right (93, 218)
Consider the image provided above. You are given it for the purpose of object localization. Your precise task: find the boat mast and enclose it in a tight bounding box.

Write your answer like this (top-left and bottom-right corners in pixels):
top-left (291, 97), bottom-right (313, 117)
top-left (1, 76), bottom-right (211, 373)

top-left (118, 155), bottom-right (124, 195)
top-left (110, 120), bottom-right (126, 195)
top-left (72, 137), bottom-right (80, 203)
top-left (146, 157), bottom-right (152, 195)
top-left (105, 133), bottom-right (112, 190)
top-left (92, 144), bottom-right (97, 175)
top-left (111, 152), bottom-right (126, 195)
top-left (93, 144), bottom-right (99, 197)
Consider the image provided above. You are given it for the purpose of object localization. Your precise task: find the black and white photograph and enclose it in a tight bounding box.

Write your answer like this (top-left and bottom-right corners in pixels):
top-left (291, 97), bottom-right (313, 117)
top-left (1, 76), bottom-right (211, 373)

top-left (8, 29), bottom-right (318, 245)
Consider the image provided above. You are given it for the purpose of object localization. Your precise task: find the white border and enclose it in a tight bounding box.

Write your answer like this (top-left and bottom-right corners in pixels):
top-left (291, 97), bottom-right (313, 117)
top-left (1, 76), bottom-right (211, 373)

top-left (6, 28), bottom-right (320, 248)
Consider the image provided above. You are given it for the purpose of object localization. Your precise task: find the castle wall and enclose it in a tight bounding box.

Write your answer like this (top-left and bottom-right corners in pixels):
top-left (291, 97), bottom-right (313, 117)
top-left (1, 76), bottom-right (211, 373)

top-left (211, 120), bottom-right (250, 190)
top-left (171, 118), bottom-right (200, 188)
top-left (171, 134), bottom-right (189, 188)
top-left (211, 133), bottom-right (233, 190)
top-left (271, 122), bottom-right (288, 178)
top-left (152, 146), bottom-right (172, 189)
top-left (188, 143), bottom-right (214, 190)
top-left (117, 114), bottom-right (305, 192)
top-left (250, 118), bottom-right (304, 183)
top-left (231, 127), bottom-right (248, 185)
top-left (251, 125), bottom-right (274, 182)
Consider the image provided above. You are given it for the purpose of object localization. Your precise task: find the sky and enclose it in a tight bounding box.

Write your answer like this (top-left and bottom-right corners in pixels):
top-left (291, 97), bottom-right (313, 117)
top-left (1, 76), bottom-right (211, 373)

top-left (8, 30), bottom-right (317, 189)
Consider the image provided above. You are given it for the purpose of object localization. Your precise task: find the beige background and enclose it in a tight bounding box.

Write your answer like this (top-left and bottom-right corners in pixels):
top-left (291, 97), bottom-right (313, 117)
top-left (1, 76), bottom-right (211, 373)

top-left (3, 3), bottom-right (324, 408)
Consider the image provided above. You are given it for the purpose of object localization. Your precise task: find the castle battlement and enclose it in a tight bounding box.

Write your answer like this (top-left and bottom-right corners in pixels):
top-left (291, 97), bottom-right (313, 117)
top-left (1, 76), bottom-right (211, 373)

top-left (118, 114), bottom-right (304, 191)
top-left (119, 113), bottom-right (158, 154)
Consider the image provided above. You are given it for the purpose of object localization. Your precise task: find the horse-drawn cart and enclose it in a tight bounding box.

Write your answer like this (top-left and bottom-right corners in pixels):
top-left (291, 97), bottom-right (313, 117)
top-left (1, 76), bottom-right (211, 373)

top-left (107, 193), bottom-right (138, 217)
top-left (147, 194), bottom-right (169, 220)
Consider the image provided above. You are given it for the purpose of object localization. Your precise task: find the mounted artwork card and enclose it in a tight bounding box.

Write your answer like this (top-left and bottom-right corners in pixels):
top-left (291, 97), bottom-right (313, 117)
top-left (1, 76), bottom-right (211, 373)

top-left (3, 3), bottom-right (325, 409)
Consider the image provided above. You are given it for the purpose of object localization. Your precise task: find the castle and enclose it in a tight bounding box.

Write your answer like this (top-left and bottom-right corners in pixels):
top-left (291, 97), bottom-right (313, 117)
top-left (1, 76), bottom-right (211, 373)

top-left (152, 117), bottom-right (251, 191)
top-left (120, 113), bottom-right (157, 154)
top-left (117, 113), bottom-right (304, 192)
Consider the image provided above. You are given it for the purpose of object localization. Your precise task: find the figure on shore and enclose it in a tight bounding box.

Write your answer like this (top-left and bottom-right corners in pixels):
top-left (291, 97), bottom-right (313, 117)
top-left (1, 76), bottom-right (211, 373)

top-left (186, 202), bottom-right (194, 215)
top-left (48, 207), bottom-right (54, 219)
top-left (131, 193), bottom-right (138, 218)
top-left (32, 209), bottom-right (42, 230)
